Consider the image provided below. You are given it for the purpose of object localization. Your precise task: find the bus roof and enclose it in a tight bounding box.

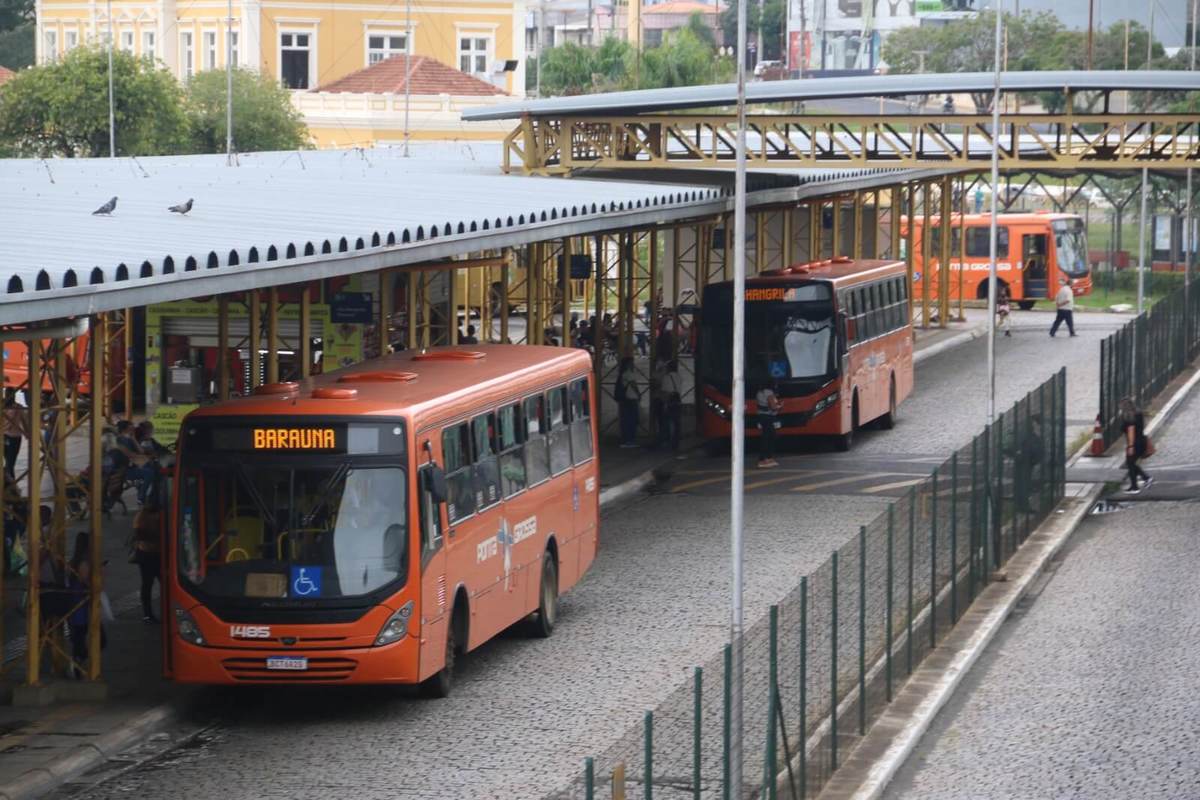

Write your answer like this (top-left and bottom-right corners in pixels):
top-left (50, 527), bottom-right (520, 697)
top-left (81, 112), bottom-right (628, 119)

top-left (185, 345), bottom-right (592, 427)
top-left (708, 258), bottom-right (905, 289)
top-left (911, 211), bottom-right (1080, 225)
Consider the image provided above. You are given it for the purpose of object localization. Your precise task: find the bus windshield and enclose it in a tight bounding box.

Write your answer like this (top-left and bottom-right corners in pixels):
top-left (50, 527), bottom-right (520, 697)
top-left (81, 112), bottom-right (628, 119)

top-left (1052, 219), bottom-right (1089, 277)
top-left (700, 283), bottom-right (837, 386)
top-left (177, 422), bottom-right (408, 602)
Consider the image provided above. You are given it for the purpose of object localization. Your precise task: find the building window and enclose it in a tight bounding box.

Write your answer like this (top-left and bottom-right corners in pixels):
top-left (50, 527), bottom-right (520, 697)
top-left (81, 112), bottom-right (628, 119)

top-left (143, 30), bottom-right (156, 60)
top-left (367, 33), bottom-right (408, 65)
top-left (65, 30), bottom-right (78, 51)
top-left (180, 31), bottom-right (194, 78)
top-left (230, 31), bottom-right (239, 65)
top-left (120, 29), bottom-right (134, 52)
top-left (203, 30), bottom-right (217, 70)
top-left (458, 36), bottom-right (489, 76)
top-left (43, 30), bottom-right (58, 62)
top-left (280, 32), bottom-right (311, 89)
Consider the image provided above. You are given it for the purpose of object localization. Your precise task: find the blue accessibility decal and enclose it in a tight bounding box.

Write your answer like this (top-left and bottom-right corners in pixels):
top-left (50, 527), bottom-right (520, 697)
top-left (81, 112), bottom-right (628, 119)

top-left (290, 566), bottom-right (323, 598)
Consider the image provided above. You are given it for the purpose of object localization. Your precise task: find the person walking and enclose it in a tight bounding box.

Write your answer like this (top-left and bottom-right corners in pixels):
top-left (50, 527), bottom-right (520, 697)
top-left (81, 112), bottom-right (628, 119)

top-left (2, 389), bottom-right (27, 479)
top-left (996, 284), bottom-right (1012, 338)
top-left (66, 532), bottom-right (106, 679)
top-left (650, 357), bottom-right (668, 449)
top-left (615, 357), bottom-right (641, 449)
top-left (755, 382), bottom-right (782, 468)
top-left (1120, 398), bottom-right (1153, 494)
top-left (662, 360), bottom-right (683, 457)
top-left (1049, 278), bottom-right (1077, 338)
top-left (132, 488), bottom-right (163, 623)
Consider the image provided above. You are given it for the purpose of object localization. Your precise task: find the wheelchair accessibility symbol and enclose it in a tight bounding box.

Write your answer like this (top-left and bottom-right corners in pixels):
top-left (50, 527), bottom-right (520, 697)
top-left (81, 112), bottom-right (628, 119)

top-left (290, 566), bottom-right (323, 598)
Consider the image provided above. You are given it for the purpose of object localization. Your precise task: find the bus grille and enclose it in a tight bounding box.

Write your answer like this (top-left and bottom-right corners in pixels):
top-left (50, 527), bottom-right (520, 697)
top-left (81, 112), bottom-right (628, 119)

top-left (222, 657), bottom-right (358, 682)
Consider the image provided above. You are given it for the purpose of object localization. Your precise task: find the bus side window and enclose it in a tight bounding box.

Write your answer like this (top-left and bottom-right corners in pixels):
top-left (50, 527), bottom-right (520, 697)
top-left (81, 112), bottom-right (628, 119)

top-left (524, 395), bottom-right (551, 486)
top-left (498, 403), bottom-right (527, 498)
top-left (547, 385), bottom-right (572, 475)
top-left (418, 464), bottom-right (444, 561)
top-left (569, 378), bottom-right (593, 465)
top-left (861, 287), bottom-right (874, 340)
top-left (884, 281), bottom-right (895, 332)
top-left (471, 412), bottom-right (501, 510)
top-left (442, 422), bottom-right (475, 524)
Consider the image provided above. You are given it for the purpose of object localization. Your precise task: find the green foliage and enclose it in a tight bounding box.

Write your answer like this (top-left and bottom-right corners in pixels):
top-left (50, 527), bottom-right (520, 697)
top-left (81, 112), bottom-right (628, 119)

top-left (0, 0), bottom-right (33, 35)
top-left (184, 67), bottom-right (308, 153)
top-left (720, 0), bottom-right (785, 61)
top-left (0, 45), bottom-right (185, 157)
top-left (0, 22), bottom-right (33, 68)
top-left (632, 27), bottom-right (732, 90)
top-left (532, 32), bottom-right (729, 96)
top-left (538, 42), bottom-right (603, 96)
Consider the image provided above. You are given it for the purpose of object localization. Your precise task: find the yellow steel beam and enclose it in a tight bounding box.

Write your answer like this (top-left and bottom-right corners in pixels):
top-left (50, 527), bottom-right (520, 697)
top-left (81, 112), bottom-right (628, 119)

top-left (300, 287), bottom-right (311, 378)
top-left (25, 341), bottom-right (41, 687)
top-left (940, 176), bottom-right (952, 328)
top-left (217, 296), bottom-right (230, 400)
top-left (88, 314), bottom-right (105, 681)
top-left (267, 287), bottom-right (279, 384)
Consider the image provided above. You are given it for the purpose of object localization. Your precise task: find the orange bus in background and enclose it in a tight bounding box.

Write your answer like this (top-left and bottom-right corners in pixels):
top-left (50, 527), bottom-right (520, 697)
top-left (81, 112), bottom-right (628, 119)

top-left (166, 345), bottom-right (598, 695)
top-left (698, 258), bottom-right (914, 451)
top-left (2, 333), bottom-right (125, 400)
top-left (909, 212), bottom-right (1092, 309)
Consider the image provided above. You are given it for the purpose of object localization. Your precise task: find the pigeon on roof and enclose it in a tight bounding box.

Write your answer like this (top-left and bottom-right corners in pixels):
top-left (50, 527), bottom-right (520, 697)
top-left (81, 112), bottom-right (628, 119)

top-left (92, 196), bottom-right (118, 216)
top-left (168, 198), bottom-right (194, 215)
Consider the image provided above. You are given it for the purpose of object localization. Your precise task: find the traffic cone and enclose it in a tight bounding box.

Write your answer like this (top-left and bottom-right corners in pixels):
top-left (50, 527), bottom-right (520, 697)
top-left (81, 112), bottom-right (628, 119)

top-left (1089, 415), bottom-right (1105, 457)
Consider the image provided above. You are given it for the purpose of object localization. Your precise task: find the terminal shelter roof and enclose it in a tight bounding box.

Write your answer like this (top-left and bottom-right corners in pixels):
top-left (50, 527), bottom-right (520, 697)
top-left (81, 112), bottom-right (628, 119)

top-left (460, 70), bottom-right (1200, 121)
top-left (0, 143), bottom-right (948, 326)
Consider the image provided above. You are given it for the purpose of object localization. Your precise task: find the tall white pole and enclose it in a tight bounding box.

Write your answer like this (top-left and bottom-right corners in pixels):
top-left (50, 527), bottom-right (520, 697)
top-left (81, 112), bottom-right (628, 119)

top-left (537, 1), bottom-right (546, 97)
top-left (1186, 0), bottom-right (1197, 310)
top-left (225, 0), bottom-right (233, 164)
top-left (729, 0), bottom-right (748, 792)
top-left (1138, 1), bottom-right (1154, 319)
top-left (986, 2), bottom-right (1001, 425)
top-left (402, 0), bottom-right (411, 156)
top-left (106, 0), bottom-right (115, 157)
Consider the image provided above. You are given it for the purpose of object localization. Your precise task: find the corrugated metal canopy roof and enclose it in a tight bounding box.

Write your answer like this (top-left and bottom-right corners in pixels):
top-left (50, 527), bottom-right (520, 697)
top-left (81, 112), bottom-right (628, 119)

top-left (0, 144), bottom-right (949, 326)
top-left (461, 70), bottom-right (1200, 121)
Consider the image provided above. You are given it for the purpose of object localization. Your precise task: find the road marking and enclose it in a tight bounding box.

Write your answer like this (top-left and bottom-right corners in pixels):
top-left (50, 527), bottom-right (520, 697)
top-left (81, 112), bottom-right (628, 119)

top-left (745, 471), bottom-right (818, 491)
top-left (861, 478), bottom-right (925, 494)
top-left (791, 473), bottom-right (902, 492)
top-left (670, 475), bottom-right (734, 493)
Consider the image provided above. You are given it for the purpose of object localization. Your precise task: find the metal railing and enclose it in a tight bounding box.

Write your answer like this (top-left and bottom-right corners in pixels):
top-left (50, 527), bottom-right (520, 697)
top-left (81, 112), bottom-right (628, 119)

top-left (557, 369), bottom-right (1067, 800)
top-left (1099, 284), bottom-right (1200, 448)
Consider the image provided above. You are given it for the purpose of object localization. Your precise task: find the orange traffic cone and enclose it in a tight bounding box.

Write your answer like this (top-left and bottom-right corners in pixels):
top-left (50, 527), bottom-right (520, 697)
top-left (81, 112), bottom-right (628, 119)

top-left (1089, 415), bottom-right (1105, 457)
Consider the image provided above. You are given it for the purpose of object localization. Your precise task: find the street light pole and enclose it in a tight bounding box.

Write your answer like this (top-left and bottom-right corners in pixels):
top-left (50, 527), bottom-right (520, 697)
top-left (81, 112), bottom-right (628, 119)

top-left (986, 3), bottom-right (1001, 426)
top-left (106, 0), bottom-right (115, 157)
top-left (729, 0), bottom-right (748, 790)
top-left (1186, 0), bottom-right (1197, 316)
top-left (225, 0), bottom-right (233, 164)
top-left (403, 0), bottom-right (411, 156)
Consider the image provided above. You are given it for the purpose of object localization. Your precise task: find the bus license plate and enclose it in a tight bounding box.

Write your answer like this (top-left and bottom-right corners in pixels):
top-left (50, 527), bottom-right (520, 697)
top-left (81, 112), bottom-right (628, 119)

top-left (266, 656), bottom-right (308, 671)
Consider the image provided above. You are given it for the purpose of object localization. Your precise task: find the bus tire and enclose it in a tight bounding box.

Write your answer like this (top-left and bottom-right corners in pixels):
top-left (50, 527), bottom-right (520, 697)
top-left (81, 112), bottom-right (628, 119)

top-left (878, 375), bottom-right (897, 430)
top-left (1016, 300), bottom-right (1036, 311)
top-left (836, 393), bottom-right (858, 452)
top-left (976, 278), bottom-right (1008, 301)
top-left (530, 551), bottom-right (559, 639)
top-left (422, 604), bottom-right (462, 699)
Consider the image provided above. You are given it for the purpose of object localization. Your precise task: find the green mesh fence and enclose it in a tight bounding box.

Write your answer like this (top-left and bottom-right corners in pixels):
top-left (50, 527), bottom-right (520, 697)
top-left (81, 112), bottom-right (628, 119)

top-left (558, 369), bottom-right (1067, 800)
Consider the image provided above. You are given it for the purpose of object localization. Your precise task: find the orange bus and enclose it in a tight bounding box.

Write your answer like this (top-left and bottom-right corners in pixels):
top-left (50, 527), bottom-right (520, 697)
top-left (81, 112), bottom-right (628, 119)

top-left (697, 257), bottom-right (913, 451)
top-left (2, 332), bottom-right (124, 399)
top-left (909, 212), bottom-right (1093, 309)
top-left (165, 345), bottom-right (598, 694)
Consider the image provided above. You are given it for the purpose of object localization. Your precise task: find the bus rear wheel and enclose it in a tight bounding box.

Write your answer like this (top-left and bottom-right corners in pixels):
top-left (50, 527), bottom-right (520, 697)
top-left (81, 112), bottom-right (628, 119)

top-left (1016, 300), bottom-right (1036, 311)
top-left (529, 552), bottom-right (558, 638)
top-left (878, 376), bottom-right (897, 430)
top-left (422, 606), bottom-right (460, 699)
top-left (836, 393), bottom-right (859, 452)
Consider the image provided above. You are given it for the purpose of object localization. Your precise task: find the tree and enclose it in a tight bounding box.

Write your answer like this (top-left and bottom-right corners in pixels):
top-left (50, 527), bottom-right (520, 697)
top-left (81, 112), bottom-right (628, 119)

top-left (721, 0), bottom-right (785, 61)
top-left (0, 22), bottom-right (33, 68)
top-left (185, 67), bottom-right (308, 153)
top-left (0, 0), bottom-right (32, 35)
top-left (0, 45), bottom-right (185, 156)
top-left (635, 28), bottom-right (733, 90)
top-left (538, 42), bottom-right (600, 96)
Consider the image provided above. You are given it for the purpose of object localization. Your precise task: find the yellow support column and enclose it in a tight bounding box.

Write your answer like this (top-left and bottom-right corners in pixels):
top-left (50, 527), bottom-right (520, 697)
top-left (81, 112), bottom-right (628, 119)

top-left (905, 185), bottom-right (916, 327)
top-left (853, 191), bottom-right (864, 260)
top-left (940, 176), bottom-right (953, 328)
top-left (872, 190), bottom-right (883, 258)
top-left (500, 257), bottom-right (511, 344)
top-left (379, 270), bottom-right (393, 353)
top-left (783, 206), bottom-right (794, 266)
top-left (890, 186), bottom-right (902, 262)
top-left (527, 246), bottom-right (539, 346)
top-left (755, 211), bottom-right (766, 275)
top-left (562, 239), bottom-right (573, 347)
top-left (123, 310), bottom-right (132, 420)
top-left (420, 273), bottom-right (431, 350)
top-left (88, 315), bottom-right (105, 682)
top-left (921, 182), bottom-right (932, 329)
top-left (407, 272), bottom-right (418, 350)
top-left (217, 296), bottom-right (230, 400)
top-left (267, 287), bottom-right (280, 384)
top-left (248, 292), bottom-right (261, 389)
top-left (809, 203), bottom-right (821, 260)
top-left (958, 178), bottom-right (968, 322)
top-left (448, 268), bottom-right (459, 346)
top-left (25, 341), bottom-right (42, 687)
top-left (831, 197), bottom-right (842, 258)
top-left (300, 286), bottom-right (312, 378)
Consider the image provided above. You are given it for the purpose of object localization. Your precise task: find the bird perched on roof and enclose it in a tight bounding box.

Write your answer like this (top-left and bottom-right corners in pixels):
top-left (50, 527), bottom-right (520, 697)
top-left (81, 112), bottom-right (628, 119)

top-left (92, 196), bottom-right (117, 216)
top-left (168, 198), bottom-right (194, 215)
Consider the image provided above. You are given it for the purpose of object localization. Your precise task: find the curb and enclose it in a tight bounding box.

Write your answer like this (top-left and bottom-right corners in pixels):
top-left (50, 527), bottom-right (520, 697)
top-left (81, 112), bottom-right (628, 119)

top-left (838, 366), bottom-right (1200, 800)
top-left (0, 703), bottom-right (180, 800)
top-left (913, 325), bottom-right (988, 366)
top-left (598, 469), bottom-right (658, 510)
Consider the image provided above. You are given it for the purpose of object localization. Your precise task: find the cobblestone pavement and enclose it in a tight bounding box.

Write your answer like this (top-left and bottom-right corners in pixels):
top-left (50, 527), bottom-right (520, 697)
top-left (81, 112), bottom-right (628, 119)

top-left (883, 382), bottom-right (1200, 800)
top-left (61, 311), bottom-right (1128, 800)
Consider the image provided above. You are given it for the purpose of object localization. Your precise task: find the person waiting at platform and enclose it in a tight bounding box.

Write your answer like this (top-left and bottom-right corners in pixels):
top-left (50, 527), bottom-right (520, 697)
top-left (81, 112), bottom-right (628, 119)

top-left (109, 421), bottom-right (156, 506)
top-left (3, 389), bottom-right (27, 479)
top-left (615, 357), bottom-right (641, 449)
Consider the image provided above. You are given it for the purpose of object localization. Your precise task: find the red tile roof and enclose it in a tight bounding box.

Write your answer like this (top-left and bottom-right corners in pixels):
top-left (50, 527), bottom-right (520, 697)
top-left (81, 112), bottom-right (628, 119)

top-left (317, 55), bottom-right (507, 96)
top-left (0, 66), bottom-right (14, 88)
top-left (643, 1), bottom-right (726, 14)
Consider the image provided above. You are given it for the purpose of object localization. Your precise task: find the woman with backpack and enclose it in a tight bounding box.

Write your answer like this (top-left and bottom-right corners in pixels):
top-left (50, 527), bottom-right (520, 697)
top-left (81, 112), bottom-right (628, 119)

top-left (1120, 398), bottom-right (1153, 494)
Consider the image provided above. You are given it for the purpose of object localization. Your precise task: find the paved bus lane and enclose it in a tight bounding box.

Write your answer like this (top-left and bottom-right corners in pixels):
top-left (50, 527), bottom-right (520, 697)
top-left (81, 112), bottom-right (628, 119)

top-left (55, 310), bottom-right (1128, 800)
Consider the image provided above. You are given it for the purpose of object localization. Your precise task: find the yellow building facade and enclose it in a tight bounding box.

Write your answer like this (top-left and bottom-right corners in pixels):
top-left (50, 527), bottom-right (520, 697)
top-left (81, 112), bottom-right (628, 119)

top-left (34, 0), bottom-right (528, 97)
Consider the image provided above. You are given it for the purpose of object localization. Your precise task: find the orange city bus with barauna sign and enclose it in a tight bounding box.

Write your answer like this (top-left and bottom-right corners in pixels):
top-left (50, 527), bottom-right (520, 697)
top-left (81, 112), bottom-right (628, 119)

top-left (697, 257), bottom-right (914, 451)
top-left (165, 345), bottom-right (598, 694)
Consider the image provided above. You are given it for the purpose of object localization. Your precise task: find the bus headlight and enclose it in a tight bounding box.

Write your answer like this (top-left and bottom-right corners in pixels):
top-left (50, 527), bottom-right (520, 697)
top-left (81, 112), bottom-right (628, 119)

top-left (374, 601), bottom-right (414, 646)
top-left (813, 391), bottom-right (840, 415)
top-left (704, 398), bottom-right (730, 419)
top-left (174, 606), bottom-right (206, 646)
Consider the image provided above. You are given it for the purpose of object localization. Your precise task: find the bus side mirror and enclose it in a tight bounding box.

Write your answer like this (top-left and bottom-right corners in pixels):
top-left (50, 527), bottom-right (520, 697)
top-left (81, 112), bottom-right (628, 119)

top-left (424, 466), bottom-right (448, 505)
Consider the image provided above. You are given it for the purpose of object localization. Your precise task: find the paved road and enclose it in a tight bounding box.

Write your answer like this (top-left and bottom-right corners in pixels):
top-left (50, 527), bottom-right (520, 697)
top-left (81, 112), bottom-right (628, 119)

top-left (58, 309), bottom-right (1128, 800)
top-left (884, 381), bottom-right (1200, 800)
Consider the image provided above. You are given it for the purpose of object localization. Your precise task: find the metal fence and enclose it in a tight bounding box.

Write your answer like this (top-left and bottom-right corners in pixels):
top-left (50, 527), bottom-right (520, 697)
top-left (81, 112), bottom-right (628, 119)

top-left (552, 369), bottom-right (1067, 800)
top-left (1099, 283), bottom-right (1200, 448)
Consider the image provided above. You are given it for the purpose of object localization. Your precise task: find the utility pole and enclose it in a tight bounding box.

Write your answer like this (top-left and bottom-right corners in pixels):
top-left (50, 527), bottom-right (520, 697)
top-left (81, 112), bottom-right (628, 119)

top-left (403, 0), bottom-right (412, 155)
top-left (106, 0), bottom-right (114, 157)
top-left (798, 0), bottom-right (806, 77)
top-left (756, 0), bottom-right (763, 68)
top-left (225, 0), bottom-right (234, 164)
top-left (1187, 0), bottom-right (1198, 305)
top-left (987, 2), bottom-right (1001, 427)
top-left (537, 0), bottom-right (547, 97)
top-left (1086, 0), bottom-right (1094, 70)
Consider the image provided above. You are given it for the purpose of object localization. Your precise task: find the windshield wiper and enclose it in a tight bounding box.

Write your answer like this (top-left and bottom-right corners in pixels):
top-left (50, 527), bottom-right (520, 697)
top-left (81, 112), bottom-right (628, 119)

top-left (235, 462), bottom-right (276, 529)
top-left (302, 462), bottom-right (350, 527)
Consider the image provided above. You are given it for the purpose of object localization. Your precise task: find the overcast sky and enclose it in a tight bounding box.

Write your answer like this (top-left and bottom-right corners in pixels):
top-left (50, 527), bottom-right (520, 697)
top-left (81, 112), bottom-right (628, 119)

top-left (977, 1), bottom-right (1190, 47)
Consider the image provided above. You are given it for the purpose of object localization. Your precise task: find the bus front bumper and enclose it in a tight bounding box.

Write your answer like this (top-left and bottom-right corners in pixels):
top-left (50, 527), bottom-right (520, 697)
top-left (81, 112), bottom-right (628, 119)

top-left (171, 635), bottom-right (422, 685)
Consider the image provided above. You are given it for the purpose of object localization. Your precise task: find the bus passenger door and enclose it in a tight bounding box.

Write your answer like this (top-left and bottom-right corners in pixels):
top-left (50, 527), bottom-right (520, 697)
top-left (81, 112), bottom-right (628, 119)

top-left (417, 461), bottom-right (449, 681)
top-left (1022, 232), bottom-right (1049, 300)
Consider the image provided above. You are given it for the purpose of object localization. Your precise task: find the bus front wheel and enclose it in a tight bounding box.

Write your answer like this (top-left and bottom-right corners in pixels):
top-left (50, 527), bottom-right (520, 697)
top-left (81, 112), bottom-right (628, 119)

top-left (422, 606), bottom-right (461, 699)
top-left (529, 551), bottom-right (558, 638)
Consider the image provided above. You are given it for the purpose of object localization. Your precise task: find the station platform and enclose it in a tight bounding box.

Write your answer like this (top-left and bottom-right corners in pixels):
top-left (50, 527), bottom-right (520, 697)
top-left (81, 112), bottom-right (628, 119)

top-left (0, 314), bottom-right (987, 800)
